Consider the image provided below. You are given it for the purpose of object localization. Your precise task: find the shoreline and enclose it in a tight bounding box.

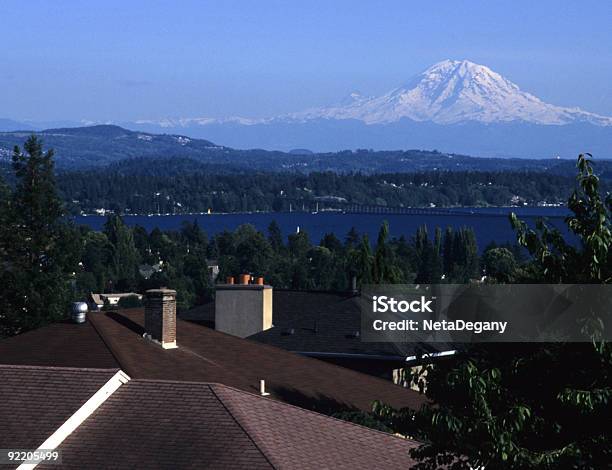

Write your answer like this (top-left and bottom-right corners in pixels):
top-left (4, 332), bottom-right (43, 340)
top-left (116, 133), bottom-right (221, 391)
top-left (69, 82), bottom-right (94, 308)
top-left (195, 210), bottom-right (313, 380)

top-left (74, 204), bottom-right (567, 218)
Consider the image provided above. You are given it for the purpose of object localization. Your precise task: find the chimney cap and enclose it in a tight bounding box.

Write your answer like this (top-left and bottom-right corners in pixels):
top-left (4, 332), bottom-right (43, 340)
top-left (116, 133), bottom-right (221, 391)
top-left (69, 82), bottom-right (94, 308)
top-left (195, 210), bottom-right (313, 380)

top-left (145, 288), bottom-right (177, 297)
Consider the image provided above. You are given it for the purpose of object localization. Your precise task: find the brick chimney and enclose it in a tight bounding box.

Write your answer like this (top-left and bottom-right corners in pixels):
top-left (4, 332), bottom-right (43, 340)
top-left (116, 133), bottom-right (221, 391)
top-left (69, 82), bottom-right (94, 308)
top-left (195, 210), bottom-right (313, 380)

top-left (215, 276), bottom-right (272, 338)
top-left (144, 288), bottom-right (177, 349)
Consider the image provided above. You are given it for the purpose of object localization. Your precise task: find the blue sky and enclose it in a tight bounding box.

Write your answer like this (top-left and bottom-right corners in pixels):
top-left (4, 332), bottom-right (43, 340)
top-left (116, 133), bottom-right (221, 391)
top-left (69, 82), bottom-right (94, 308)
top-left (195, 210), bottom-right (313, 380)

top-left (1, 0), bottom-right (611, 121)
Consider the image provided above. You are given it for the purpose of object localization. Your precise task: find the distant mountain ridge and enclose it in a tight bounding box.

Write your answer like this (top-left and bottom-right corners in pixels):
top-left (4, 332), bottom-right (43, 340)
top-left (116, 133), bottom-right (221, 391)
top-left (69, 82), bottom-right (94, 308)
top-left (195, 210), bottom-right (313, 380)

top-left (1, 60), bottom-right (611, 157)
top-left (2, 124), bottom-right (610, 175)
top-left (0, 125), bottom-right (222, 168)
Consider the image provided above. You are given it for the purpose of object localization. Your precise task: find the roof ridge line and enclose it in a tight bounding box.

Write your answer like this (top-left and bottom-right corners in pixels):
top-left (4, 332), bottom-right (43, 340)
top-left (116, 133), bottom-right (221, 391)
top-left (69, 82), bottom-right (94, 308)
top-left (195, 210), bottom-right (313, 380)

top-left (131, 378), bottom-right (226, 386)
top-left (18, 369), bottom-right (130, 469)
top-left (210, 382), bottom-right (422, 446)
top-left (0, 364), bottom-right (120, 373)
top-left (87, 313), bottom-right (129, 372)
top-left (208, 384), bottom-right (278, 470)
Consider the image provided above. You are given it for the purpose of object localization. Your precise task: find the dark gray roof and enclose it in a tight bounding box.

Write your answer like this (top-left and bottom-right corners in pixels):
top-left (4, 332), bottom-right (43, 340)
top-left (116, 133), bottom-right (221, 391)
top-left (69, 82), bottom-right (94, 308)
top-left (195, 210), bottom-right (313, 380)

top-left (184, 290), bottom-right (452, 360)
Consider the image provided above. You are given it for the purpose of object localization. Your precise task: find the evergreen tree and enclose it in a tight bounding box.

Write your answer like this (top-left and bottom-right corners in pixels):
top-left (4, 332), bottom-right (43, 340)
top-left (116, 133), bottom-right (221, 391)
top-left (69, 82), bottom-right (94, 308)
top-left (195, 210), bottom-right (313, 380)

top-left (356, 234), bottom-right (374, 285)
top-left (394, 235), bottom-right (416, 282)
top-left (345, 226), bottom-right (360, 248)
top-left (0, 176), bottom-right (14, 336)
top-left (288, 230), bottom-right (311, 259)
top-left (320, 232), bottom-right (343, 253)
top-left (442, 226), bottom-right (454, 275)
top-left (103, 214), bottom-right (139, 290)
top-left (267, 220), bottom-right (284, 252)
top-left (180, 220), bottom-right (207, 253)
top-left (448, 227), bottom-right (479, 282)
top-left (0, 137), bottom-right (74, 336)
top-left (372, 221), bottom-right (402, 283)
top-left (414, 226), bottom-right (442, 283)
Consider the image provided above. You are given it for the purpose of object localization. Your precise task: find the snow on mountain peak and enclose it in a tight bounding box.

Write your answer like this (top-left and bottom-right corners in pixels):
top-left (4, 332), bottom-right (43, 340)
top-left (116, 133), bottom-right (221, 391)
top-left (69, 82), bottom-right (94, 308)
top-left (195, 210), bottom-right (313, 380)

top-left (290, 59), bottom-right (612, 126)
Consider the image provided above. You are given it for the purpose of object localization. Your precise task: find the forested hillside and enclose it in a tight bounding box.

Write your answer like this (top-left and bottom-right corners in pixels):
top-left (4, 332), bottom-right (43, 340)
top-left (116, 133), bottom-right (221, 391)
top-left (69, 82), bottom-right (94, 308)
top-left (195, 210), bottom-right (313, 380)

top-left (2, 124), bottom-right (609, 174)
top-left (58, 160), bottom-right (585, 214)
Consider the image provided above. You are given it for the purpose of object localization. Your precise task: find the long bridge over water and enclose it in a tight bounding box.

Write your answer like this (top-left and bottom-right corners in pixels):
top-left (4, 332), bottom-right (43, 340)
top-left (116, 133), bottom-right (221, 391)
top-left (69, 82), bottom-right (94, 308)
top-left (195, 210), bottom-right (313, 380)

top-left (286, 199), bottom-right (509, 217)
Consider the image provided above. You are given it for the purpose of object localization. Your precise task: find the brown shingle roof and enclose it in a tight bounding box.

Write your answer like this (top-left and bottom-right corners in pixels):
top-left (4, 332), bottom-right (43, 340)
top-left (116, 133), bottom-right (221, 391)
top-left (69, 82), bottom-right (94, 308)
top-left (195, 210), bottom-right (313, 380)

top-left (87, 309), bottom-right (426, 413)
top-left (38, 379), bottom-right (418, 470)
top-left (0, 320), bottom-right (119, 369)
top-left (0, 307), bottom-right (426, 414)
top-left (212, 383), bottom-right (419, 469)
top-left (0, 365), bottom-right (118, 449)
top-left (43, 380), bottom-right (274, 470)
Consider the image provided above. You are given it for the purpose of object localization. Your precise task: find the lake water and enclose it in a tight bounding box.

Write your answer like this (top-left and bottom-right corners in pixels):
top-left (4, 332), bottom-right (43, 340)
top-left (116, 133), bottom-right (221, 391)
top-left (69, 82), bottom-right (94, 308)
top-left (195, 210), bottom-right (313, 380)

top-left (73, 207), bottom-right (571, 252)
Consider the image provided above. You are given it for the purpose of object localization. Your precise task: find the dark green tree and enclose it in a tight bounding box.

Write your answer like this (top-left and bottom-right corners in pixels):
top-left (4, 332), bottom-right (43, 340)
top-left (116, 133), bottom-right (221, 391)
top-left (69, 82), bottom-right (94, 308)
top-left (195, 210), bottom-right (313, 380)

top-left (103, 214), bottom-right (139, 290)
top-left (267, 220), bottom-right (284, 252)
top-left (414, 226), bottom-right (442, 283)
top-left (0, 137), bottom-right (75, 336)
top-left (389, 154), bottom-right (611, 469)
top-left (482, 247), bottom-right (518, 283)
top-left (356, 234), bottom-right (374, 285)
top-left (442, 226), bottom-right (455, 275)
top-left (288, 230), bottom-right (311, 259)
top-left (345, 226), bottom-right (360, 248)
top-left (372, 221), bottom-right (402, 284)
top-left (233, 224), bottom-right (273, 275)
top-left (320, 232), bottom-right (343, 253)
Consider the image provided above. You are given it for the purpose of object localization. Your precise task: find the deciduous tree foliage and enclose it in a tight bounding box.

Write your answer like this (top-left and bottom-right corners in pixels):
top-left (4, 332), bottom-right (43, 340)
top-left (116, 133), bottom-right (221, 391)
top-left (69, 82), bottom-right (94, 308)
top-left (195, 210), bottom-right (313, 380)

top-left (385, 154), bottom-right (611, 470)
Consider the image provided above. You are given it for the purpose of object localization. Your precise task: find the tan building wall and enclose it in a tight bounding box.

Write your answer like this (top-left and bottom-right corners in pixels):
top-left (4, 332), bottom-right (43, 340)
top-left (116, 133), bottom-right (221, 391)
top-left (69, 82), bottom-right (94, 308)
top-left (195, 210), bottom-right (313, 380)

top-left (215, 285), bottom-right (273, 338)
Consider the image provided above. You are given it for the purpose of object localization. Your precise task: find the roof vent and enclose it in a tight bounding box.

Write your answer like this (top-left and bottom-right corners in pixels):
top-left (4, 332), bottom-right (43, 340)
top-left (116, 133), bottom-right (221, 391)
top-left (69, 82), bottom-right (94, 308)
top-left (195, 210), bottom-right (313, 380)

top-left (71, 302), bottom-right (88, 324)
top-left (260, 379), bottom-right (270, 396)
top-left (281, 328), bottom-right (295, 336)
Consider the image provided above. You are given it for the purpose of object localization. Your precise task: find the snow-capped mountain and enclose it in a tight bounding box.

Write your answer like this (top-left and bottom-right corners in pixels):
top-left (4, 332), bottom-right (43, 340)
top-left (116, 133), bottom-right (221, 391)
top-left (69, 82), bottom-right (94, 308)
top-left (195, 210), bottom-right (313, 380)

top-left (288, 59), bottom-right (612, 126)
top-left (6, 60), bottom-right (610, 157)
top-left (132, 116), bottom-right (268, 128)
top-left (122, 59), bottom-right (612, 131)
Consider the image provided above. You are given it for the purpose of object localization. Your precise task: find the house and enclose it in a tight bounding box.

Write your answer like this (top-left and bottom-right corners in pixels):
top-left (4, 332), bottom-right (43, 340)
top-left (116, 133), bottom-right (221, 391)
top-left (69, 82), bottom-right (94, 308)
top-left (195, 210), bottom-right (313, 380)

top-left (138, 262), bottom-right (162, 279)
top-left (88, 292), bottom-right (143, 311)
top-left (0, 288), bottom-right (426, 468)
top-left (207, 259), bottom-right (220, 282)
top-left (182, 279), bottom-right (458, 382)
top-left (0, 289), bottom-right (426, 414)
top-left (0, 364), bottom-right (419, 469)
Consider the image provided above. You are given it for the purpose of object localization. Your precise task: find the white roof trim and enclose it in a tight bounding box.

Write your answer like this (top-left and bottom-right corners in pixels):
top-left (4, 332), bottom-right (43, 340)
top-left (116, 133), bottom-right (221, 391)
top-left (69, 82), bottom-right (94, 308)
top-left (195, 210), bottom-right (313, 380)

top-left (17, 370), bottom-right (130, 470)
top-left (404, 349), bottom-right (457, 363)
